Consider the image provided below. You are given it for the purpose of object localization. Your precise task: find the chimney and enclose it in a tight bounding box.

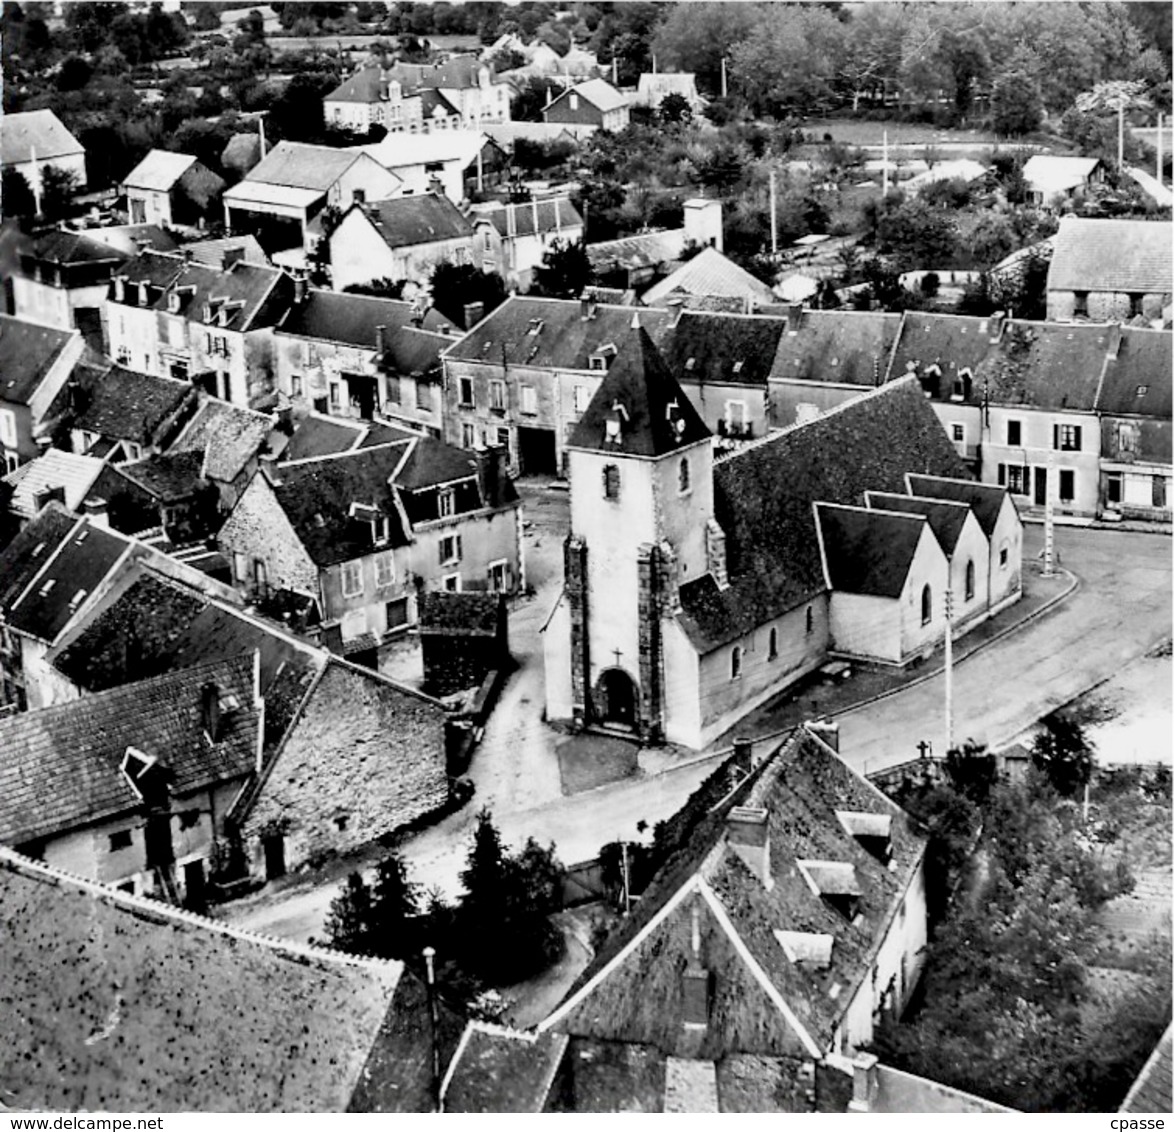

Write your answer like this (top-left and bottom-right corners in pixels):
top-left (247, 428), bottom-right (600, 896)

top-left (705, 519), bottom-right (728, 590)
top-left (201, 682), bottom-right (222, 743)
top-left (182, 247), bottom-right (193, 263)
top-left (727, 805), bottom-right (771, 887)
top-left (987, 310), bottom-right (1006, 343)
top-left (787, 303), bottom-right (804, 335)
top-left (293, 276), bottom-right (308, 305)
top-left (732, 736), bottom-right (753, 769)
top-left (681, 900), bottom-right (710, 1029)
top-left (375, 324), bottom-right (386, 354)
top-left (260, 452), bottom-right (281, 483)
top-left (579, 292), bottom-right (597, 320)
top-left (113, 276), bottom-right (126, 302)
top-left (667, 297), bottom-right (685, 327)
top-left (352, 187), bottom-right (366, 207)
top-left (222, 245), bottom-right (246, 271)
top-left (847, 1053), bottom-right (880, 1113)
top-left (66, 378), bottom-right (85, 414)
top-left (167, 289), bottom-right (182, 313)
top-left (428, 174), bottom-right (444, 195)
top-left (807, 718), bottom-right (840, 753)
top-left (33, 484), bottom-right (66, 512)
top-left (463, 301), bottom-right (484, 329)
top-left (82, 496), bottom-right (109, 529)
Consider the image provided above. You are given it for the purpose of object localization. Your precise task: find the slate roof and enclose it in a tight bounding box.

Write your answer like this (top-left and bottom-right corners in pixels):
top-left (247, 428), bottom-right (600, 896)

top-left (975, 320), bottom-right (1109, 411)
top-left (4, 449), bottom-right (104, 520)
top-left (78, 224), bottom-right (177, 257)
top-left (387, 55), bottom-right (489, 92)
top-left (664, 311), bottom-right (788, 388)
top-left (643, 247), bottom-right (775, 307)
top-left (886, 311), bottom-right (1001, 391)
top-left (544, 726), bottom-right (928, 1059)
top-left (441, 1024), bottom-right (568, 1113)
top-left (865, 491), bottom-right (972, 554)
top-left (1046, 218), bottom-right (1172, 296)
top-left (384, 326), bottom-right (449, 378)
top-left (351, 194), bottom-right (473, 250)
top-left (0, 655), bottom-right (258, 846)
top-left (678, 378), bottom-right (967, 651)
top-left (24, 228), bottom-right (124, 267)
top-left (1120, 1022), bottom-right (1173, 1113)
top-left (0, 847), bottom-right (446, 1112)
top-left (569, 323), bottom-right (710, 457)
top-left (122, 149), bottom-right (199, 192)
top-left (182, 234), bottom-right (270, 268)
top-left (1, 109), bottom-right (84, 166)
top-left (443, 295), bottom-right (673, 370)
top-left (5, 516), bottom-right (129, 644)
top-left (358, 129), bottom-right (492, 170)
top-left (419, 591), bottom-right (501, 635)
top-left (68, 361), bottom-right (195, 445)
top-left (394, 434), bottom-right (483, 492)
top-left (116, 450), bottom-right (207, 502)
top-left (236, 140), bottom-right (366, 193)
top-left (281, 414), bottom-right (367, 461)
top-left (325, 66), bottom-right (386, 104)
top-left (815, 504), bottom-right (928, 598)
top-left (549, 78), bottom-right (628, 115)
top-left (169, 398), bottom-right (276, 483)
top-left (0, 314), bottom-right (79, 405)
top-left (905, 474), bottom-right (1008, 539)
top-left (1096, 328), bottom-right (1173, 418)
top-left (770, 309), bottom-right (900, 387)
top-left (473, 197), bottom-right (583, 240)
top-left (279, 289), bottom-right (419, 348)
top-left (586, 229), bottom-right (687, 273)
top-left (0, 504), bottom-right (77, 612)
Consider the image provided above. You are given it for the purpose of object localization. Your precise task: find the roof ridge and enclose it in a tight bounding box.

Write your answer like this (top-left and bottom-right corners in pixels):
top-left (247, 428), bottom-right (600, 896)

top-left (277, 438), bottom-right (413, 469)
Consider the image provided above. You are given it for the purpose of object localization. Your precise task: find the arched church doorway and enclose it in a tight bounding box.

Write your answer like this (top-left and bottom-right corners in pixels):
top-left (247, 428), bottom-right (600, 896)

top-left (597, 668), bottom-right (638, 730)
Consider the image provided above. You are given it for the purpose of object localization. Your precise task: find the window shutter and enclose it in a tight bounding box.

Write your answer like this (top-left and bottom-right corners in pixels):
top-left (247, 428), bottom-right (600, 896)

top-left (438, 541), bottom-right (445, 565)
top-left (456, 535), bottom-right (462, 559)
top-left (997, 464), bottom-right (1006, 486)
top-left (1023, 467), bottom-right (1031, 494)
top-left (1073, 426), bottom-right (1081, 451)
top-left (1052, 424), bottom-right (1059, 450)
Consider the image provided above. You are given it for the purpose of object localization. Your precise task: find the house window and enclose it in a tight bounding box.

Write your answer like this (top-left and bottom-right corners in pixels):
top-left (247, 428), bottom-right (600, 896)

top-left (965, 559), bottom-right (975, 601)
top-left (439, 489), bottom-right (455, 518)
top-left (1105, 472), bottom-right (1122, 505)
top-left (461, 423), bottom-right (476, 449)
top-left (375, 551), bottom-right (395, 588)
top-left (1154, 476), bottom-right (1167, 509)
top-left (253, 558), bottom-right (267, 591)
top-left (330, 383), bottom-right (341, 411)
top-left (386, 597), bottom-right (409, 630)
top-left (952, 423), bottom-right (965, 443)
top-left (678, 456), bottom-right (690, 494)
top-left (109, 829), bottom-right (133, 852)
top-left (768, 627), bottom-right (778, 660)
top-left (416, 382), bottom-right (433, 411)
top-left (731, 645), bottom-right (742, 680)
top-left (589, 355), bottom-right (607, 372)
top-left (521, 385), bottom-right (537, 415)
top-left (291, 375), bottom-right (304, 398)
top-left (805, 606), bottom-right (814, 635)
top-left (387, 376), bottom-right (401, 404)
top-left (1006, 420), bottom-right (1021, 447)
top-left (459, 376), bottom-right (475, 407)
top-left (489, 379), bottom-right (506, 411)
top-left (725, 400), bottom-right (748, 436)
top-left (488, 560), bottom-right (508, 592)
top-left (206, 333), bottom-right (230, 357)
top-left (444, 572), bottom-right (461, 592)
top-left (179, 809), bottom-right (200, 830)
top-left (0, 409), bottom-right (17, 449)
top-left (439, 534), bottom-right (462, 564)
top-left (3, 449), bottom-right (17, 474)
top-left (574, 385), bottom-right (590, 413)
top-left (1055, 424), bottom-right (1082, 452)
top-left (1003, 465), bottom-right (1030, 495)
top-left (1073, 291), bottom-right (1089, 316)
top-left (341, 560), bottom-right (363, 597)
top-left (497, 427), bottom-right (511, 459)
top-left (921, 584), bottom-right (932, 626)
top-left (603, 463), bottom-right (620, 501)
top-left (1059, 469), bottom-right (1075, 503)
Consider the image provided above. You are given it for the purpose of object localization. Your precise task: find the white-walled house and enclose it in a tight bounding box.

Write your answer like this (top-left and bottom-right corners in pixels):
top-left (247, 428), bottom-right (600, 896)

top-left (1, 110), bottom-right (86, 192)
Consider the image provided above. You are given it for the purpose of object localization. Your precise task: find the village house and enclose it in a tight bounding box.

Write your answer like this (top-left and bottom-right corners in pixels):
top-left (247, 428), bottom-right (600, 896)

top-left (542, 323), bottom-right (1017, 749)
top-left (274, 287), bottom-right (449, 430)
top-left (1045, 217), bottom-right (1172, 323)
top-left (217, 435), bottom-right (520, 663)
top-left (355, 131), bottom-right (508, 203)
top-left (544, 79), bottom-right (630, 133)
top-left (1021, 155), bottom-right (1106, 209)
top-left (89, 449), bottom-right (220, 545)
top-left (232, 656), bottom-right (451, 879)
top-left (468, 196), bottom-right (585, 292)
top-left (328, 194), bottom-right (478, 294)
top-left (0, 314), bottom-right (85, 472)
top-left (3, 449), bottom-right (104, 527)
top-left (324, 66), bottom-right (435, 134)
top-left (1, 109), bottom-right (87, 194)
top-left (641, 246), bottom-right (776, 311)
top-left (223, 142), bottom-right (402, 256)
top-left (121, 149), bottom-right (227, 230)
top-left (105, 247), bottom-right (294, 408)
top-left (385, 55), bottom-right (513, 131)
top-left (0, 654), bottom-right (260, 906)
top-left (0, 846), bottom-right (462, 1111)
top-left (634, 72), bottom-right (706, 116)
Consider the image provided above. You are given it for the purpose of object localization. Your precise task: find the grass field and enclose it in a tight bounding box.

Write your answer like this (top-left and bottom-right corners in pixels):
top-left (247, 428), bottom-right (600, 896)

top-left (802, 117), bottom-right (1004, 146)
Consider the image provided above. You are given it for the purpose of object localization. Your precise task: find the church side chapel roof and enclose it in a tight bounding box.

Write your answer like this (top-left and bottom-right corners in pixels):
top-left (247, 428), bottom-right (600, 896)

top-left (568, 322), bottom-right (710, 457)
top-left (815, 504), bottom-right (929, 598)
top-left (677, 377), bottom-right (967, 651)
top-left (904, 474), bottom-right (1008, 539)
top-left (864, 491), bottom-right (973, 556)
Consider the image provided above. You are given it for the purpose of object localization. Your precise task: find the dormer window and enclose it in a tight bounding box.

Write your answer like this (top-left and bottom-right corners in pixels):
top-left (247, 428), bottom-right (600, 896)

top-left (439, 489), bottom-right (455, 519)
top-left (527, 318), bottom-right (544, 335)
top-left (38, 579), bottom-right (56, 597)
top-left (167, 290), bottom-right (181, 314)
top-left (603, 463), bottom-right (620, 500)
top-left (373, 512), bottom-right (390, 545)
top-left (67, 588), bottom-right (87, 613)
top-left (836, 811), bottom-right (893, 864)
top-left (774, 930), bottom-right (835, 970)
top-left (798, 860), bottom-right (862, 921)
top-left (590, 354), bottom-right (608, 372)
top-left (732, 360), bottom-right (744, 375)
top-left (137, 282), bottom-right (149, 306)
top-left (121, 746), bottom-right (158, 799)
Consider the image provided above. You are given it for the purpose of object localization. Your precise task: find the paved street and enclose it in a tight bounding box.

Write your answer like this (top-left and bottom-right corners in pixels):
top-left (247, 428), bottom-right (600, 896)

top-left (224, 507), bottom-right (1171, 945)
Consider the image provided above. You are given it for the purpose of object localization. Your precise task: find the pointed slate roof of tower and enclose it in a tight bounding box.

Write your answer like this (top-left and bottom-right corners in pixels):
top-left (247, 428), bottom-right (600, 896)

top-left (569, 318), bottom-right (710, 457)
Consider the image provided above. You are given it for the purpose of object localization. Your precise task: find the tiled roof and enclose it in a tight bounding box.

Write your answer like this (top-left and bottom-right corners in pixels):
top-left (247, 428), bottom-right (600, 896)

top-left (443, 295), bottom-right (673, 370)
top-left (1, 109), bottom-right (84, 165)
top-left (664, 310), bottom-right (788, 388)
top-left (122, 148), bottom-right (199, 192)
top-left (586, 229), bottom-right (687, 272)
top-left (353, 194), bottom-right (473, 250)
top-left (678, 378), bottom-right (966, 651)
top-left (815, 503), bottom-right (927, 598)
top-left (1095, 328), bottom-right (1173, 419)
top-left (325, 66), bottom-right (386, 104)
top-left (0, 503), bottom-right (77, 612)
top-left (905, 474), bottom-right (1008, 539)
top-left (69, 361), bottom-right (195, 444)
top-left (238, 140), bottom-right (364, 192)
top-left (169, 398), bottom-right (276, 483)
top-left (569, 322), bottom-right (710, 457)
top-left (182, 235), bottom-right (270, 268)
top-left (441, 1024), bottom-right (568, 1112)
top-left (279, 288), bottom-right (419, 348)
top-left (1120, 1022), bottom-right (1173, 1113)
top-left (975, 321), bottom-right (1109, 411)
top-left (769, 309), bottom-right (900, 387)
top-left (419, 591), bottom-right (501, 634)
top-left (116, 450), bottom-right (207, 502)
top-left (5, 516), bottom-right (129, 644)
top-left (0, 314), bottom-right (79, 405)
top-left (643, 247), bottom-right (775, 307)
top-left (0, 847), bottom-right (445, 1112)
top-left (4, 449), bottom-right (104, 520)
top-left (549, 78), bottom-right (628, 114)
top-left (418, 87), bottom-right (460, 117)
top-left (544, 726), bottom-right (928, 1058)
top-left (0, 654), bottom-right (258, 845)
top-left (865, 491), bottom-right (972, 554)
top-left (1022, 154), bottom-right (1101, 194)
top-left (472, 197), bottom-right (583, 240)
top-left (1046, 218), bottom-right (1172, 296)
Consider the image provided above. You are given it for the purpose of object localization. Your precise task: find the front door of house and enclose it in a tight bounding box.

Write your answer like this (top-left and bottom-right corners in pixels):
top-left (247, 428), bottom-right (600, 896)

top-left (1034, 466), bottom-right (1048, 507)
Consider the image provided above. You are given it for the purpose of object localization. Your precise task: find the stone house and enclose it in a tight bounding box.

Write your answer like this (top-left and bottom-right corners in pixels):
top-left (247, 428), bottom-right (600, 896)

top-left (328, 194), bottom-right (477, 293)
top-left (356, 130), bottom-right (507, 203)
top-left (217, 435), bottom-right (521, 661)
top-left (1, 109), bottom-right (87, 192)
top-left (105, 247), bottom-right (294, 408)
top-left (0, 654), bottom-right (260, 906)
top-left (234, 657), bottom-right (450, 878)
top-left (1045, 218), bottom-right (1172, 323)
top-left (468, 197), bottom-right (584, 292)
top-left (122, 149), bottom-right (226, 229)
top-left (0, 314), bottom-right (85, 472)
top-left (382, 56), bottom-right (513, 131)
top-left (544, 79), bottom-right (630, 133)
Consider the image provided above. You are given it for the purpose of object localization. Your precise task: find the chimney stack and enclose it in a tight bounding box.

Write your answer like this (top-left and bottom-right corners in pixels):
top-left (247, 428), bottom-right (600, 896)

top-left (806, 718), bottom-right (840, 753)
top-left (787, 303), bottom-right (803, 335)
top-left (667, 297), bottom-right (685, 327)
top-left (33, 484), bottom-right (66, 512)
top-left (222, 245), bottom-right (246, 271)
top-left (988, 310), bottom-right (1006, 343)
top-left (682, 900), bottom-right (710, 1030)
top-left (727, 805), bottom-right (772, 887)
top-left (847, 1053), bottom-right (880, 1113)
top-left (732, 736), bottom-right (754, 769)
top-left (463, 301), bottom-right (484, 330)
top-left (1106, 323), bottom-right (1123, 359)
top-left (293, 275), bottom-right (308, 305)
top-left (375, 324), bottom-right (386, 354)
top-left (201, 682), bottom-right (222, 743)
top-left (82, 496), bottom-right (109, 530)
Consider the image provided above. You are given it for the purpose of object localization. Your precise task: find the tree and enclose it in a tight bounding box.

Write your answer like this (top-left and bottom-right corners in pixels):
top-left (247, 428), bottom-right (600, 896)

top-left (650, 1), bottom-right (761, 98)
top-left (658, 92), bottom-right (692, 126)
top-left (40, 164), bottom-right (78, 221)
top-left (992, 63), bottom-right (1043, 137)
top-left (324, 871), bottom-right (375, 954)
top-left (510, 74), bottom-right (561, 122)
top-left (945, 739), bottom-right (999, 806)
top-left (875, 198), bottom-right (957, 272)
top-left (1, 168), bottom-right (36, 219)
top-left (369, 852), bottom-right (420, 959)
top-left (1031, 712), bottom-right (1095, 798)
top-left (531, 238), bottom-right (592, 299)
top-left (429, 262), bottom-right (507, 327)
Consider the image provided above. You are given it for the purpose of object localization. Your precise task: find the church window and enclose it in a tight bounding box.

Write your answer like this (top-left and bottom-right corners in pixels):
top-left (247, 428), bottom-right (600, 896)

top-left (603, 464), bottom-right (620, 501)
top-left (731, 646), bottom-right (742, 680)
top-left (965, 559), bottom-right (975, 601)
top-left (678, 457), bottom-right (690, 494)
top-left (921, 584), bottom-right (932, 626)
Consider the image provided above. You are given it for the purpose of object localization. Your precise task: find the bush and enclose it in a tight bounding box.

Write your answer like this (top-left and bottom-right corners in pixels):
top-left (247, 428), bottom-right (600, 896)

top-left (920, 271), bottom-right (940, 296)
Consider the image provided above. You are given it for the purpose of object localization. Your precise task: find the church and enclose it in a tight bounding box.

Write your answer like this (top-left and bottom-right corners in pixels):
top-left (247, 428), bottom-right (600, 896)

top-left (542, 319), bottom-right (1023, 750)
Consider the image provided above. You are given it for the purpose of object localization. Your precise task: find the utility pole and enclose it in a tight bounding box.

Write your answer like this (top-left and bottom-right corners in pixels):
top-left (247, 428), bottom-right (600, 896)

top-left (944, 575), bottom-right (954, 755)
top-left (1118, 102), bottom-right (1125, 171)
top-left (422, 946), bottom-right (442, 1112)
top-left (769, 168), bottom-right (778, 256)
top-left (882, 130), bottom-right (889, 197)
top-left (1158, 112), bottom-right (1164, 186)
top-left (721, 56), bottom-right (728, 99)
top-left (612, 56), bottom-right (618, 85)
top-left (29, 145), bottom-right (43, 218)
top-left (620, 842), bottom-right (632, 915)
top-left (1043, 449), bottom-right (1055, 577)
